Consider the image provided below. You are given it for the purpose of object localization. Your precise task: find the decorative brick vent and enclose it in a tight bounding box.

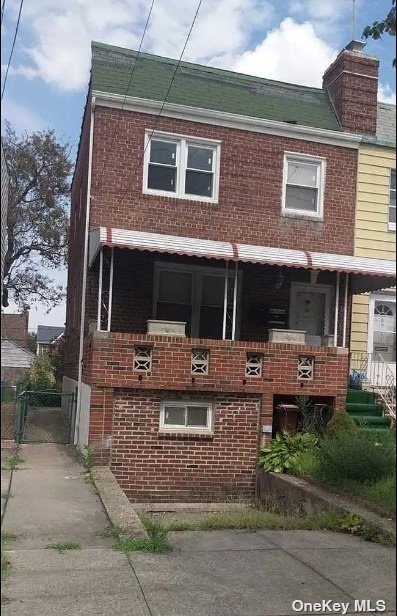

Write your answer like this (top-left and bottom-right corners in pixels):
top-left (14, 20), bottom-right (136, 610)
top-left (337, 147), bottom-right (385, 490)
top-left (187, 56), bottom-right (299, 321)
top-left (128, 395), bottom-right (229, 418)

top-left (245, 353), bottom-right (262, 377)
top-left (297, 356), bottom-right (314, 380)
top-left (191, 349), bottom-right (209, 375)
top-left (133, 347), bottom-right (152, 373)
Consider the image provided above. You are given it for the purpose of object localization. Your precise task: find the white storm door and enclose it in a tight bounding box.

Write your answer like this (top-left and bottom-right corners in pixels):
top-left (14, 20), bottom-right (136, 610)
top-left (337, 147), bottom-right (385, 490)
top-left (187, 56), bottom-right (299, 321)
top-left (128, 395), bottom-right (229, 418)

top-left (290, 284), bottom-right (332, 341)
top-left (368, 295), bottom-right (396, 385)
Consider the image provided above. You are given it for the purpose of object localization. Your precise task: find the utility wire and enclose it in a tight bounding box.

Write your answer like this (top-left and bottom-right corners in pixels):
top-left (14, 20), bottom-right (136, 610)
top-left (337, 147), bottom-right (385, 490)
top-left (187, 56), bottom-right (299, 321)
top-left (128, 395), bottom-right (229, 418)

top-left (96, 0), bottom-right (155, 191)
top-left (1, 0), bottom-right (24, 100)
top-left (125, 0), bottom-right (203, 194)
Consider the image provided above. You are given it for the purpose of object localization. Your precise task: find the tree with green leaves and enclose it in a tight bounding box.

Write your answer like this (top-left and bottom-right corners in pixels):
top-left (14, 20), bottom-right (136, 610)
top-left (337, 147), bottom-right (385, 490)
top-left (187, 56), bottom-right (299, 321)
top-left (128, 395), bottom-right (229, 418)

top-left (363, 0), bottom-right (396, 67)
top-left (2, 122), bottom-right (72, 309)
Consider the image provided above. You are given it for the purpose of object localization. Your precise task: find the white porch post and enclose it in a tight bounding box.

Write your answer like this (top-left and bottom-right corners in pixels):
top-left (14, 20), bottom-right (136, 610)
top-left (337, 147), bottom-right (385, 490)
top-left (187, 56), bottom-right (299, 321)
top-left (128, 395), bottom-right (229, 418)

top-left (333, 271), bottom-right (340, 346)
top-left (232, 261), bottom-right (238, 341)
top-left (342, 273), bottom-right (349, 347)
top-left (97, 248), bottom-right (103, 331)
top-left (107, 247), bottom-right (114, 332)
top-left (222, 261), bottom-right (229, 340)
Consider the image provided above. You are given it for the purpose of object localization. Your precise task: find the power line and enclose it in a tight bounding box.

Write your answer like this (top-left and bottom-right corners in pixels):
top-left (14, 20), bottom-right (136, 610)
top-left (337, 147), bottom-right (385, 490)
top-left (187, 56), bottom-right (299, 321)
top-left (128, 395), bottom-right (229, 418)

top-left (126, 0), bottom-right (203, 193)
top-left (96, 0), bottom-right (155, 192)
top-left (1, 0), bottom-right (24, 101)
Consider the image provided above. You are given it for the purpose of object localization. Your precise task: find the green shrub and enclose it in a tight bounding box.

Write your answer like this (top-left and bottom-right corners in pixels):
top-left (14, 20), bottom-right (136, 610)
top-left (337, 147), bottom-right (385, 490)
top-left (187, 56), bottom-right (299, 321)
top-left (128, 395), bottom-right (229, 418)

top-left (289, 448), bottom-right (320, 478)
top-left (325, 411), bottom-right (357, 438)
top-left (259, 431), bottom-right (318, 473)
top-left (315, 432), bottom-right (395, 483)
top-left (24, 355), bottom-right (57, 391)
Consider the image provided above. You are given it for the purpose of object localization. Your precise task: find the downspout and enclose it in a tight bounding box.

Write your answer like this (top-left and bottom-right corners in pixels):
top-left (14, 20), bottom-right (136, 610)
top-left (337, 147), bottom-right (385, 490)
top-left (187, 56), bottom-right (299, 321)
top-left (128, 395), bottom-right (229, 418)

top-left (75, 95), bottom-right (96, 445)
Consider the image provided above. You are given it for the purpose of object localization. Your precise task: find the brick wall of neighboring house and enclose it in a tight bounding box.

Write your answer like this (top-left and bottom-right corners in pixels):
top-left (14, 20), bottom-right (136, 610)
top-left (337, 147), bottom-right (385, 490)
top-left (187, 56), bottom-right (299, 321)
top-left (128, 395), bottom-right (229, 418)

top-left (1, 366), bottom-right (29, 386)
top-left (112, 390), bottom-right (261, 502)
top-left (1, 312), bottom-right (29, 348)
top-left (83, 330), bottom-right (349, 482)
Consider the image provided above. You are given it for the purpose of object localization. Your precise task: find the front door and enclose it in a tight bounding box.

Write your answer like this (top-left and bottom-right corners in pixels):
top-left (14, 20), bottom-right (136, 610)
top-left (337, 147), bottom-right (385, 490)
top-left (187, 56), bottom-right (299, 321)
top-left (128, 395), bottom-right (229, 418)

top-left (290, 283), bottom-right (332, 343)
top-left (368, 294), bottom-right (396, 385)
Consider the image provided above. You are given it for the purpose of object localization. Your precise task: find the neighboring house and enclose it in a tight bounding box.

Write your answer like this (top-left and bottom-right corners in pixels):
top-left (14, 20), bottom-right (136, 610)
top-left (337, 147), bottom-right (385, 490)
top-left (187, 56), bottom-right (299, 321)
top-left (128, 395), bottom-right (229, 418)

top-left (1, 312), bottom-right (29, 349)
top-left (1, 339), bottom-right (34, 386)
top-left (1, 139), bottom-right (8, 301)
top-left (36, 325), bottom-right (65, 355)
top-left (64, 39), bottom-right (395, 502)
top-left (350, 103), bottom-right (396, 387)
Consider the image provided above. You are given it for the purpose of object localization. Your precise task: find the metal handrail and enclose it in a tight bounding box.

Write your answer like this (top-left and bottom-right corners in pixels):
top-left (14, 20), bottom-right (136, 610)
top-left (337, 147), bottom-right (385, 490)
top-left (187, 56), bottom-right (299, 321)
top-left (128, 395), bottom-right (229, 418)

top-left (349, 351), bottom-right (396, 423)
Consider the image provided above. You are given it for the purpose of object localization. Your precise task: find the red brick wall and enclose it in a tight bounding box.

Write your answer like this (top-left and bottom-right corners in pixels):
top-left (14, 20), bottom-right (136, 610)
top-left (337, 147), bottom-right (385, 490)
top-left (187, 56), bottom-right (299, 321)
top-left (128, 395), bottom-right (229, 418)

top-left (89, 108), bottom-right (357, 254)
top-left (1, 312), bottom-right (29, 348)
top-left (111, 390), bottom-right (261, 502)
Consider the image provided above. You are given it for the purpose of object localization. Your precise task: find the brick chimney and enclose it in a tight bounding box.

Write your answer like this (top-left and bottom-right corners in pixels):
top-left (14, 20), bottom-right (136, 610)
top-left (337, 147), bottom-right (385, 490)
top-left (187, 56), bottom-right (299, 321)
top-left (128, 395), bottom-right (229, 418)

top-left (323, 40), bottom-right (379, 135)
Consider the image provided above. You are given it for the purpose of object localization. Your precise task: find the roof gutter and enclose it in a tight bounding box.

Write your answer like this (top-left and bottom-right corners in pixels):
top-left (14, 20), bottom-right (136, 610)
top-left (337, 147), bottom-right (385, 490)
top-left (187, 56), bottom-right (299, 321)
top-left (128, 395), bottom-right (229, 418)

top-left (92, 90), bottom-right (363, 149)
top-left (75, 95), bottom-right (95, 446)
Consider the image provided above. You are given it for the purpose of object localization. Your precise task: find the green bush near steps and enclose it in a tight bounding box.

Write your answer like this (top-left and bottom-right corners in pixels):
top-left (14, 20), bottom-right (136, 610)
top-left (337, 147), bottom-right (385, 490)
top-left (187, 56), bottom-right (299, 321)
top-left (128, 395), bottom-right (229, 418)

top-left (259, 431), bottom-right (318, 473)
top-left (325, 410), bottom-right (358, 439)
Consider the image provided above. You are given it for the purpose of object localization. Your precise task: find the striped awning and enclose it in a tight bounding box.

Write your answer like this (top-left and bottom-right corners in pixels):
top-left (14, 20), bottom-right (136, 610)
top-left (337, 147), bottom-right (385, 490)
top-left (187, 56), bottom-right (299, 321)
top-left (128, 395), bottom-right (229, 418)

top-left (89, 227), bottom-right (395, 277)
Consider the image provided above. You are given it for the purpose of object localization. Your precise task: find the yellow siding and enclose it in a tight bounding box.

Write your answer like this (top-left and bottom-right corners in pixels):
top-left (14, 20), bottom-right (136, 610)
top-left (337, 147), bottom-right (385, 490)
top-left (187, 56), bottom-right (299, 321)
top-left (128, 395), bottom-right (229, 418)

top-left (350, 144), bottom-right (396, 352)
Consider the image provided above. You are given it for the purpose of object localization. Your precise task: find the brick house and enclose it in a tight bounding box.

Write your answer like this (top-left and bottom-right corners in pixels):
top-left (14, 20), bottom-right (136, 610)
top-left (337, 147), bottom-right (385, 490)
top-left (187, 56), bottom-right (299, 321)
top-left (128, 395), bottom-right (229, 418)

top-left (64, 40), bottom-right (395, 502)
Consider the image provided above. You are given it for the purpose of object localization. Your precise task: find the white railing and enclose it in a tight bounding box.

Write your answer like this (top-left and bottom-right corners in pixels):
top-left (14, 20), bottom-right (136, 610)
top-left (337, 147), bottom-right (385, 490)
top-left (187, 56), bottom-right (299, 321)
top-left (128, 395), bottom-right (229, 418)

top-left (350, 352), bottom-right (396, 423)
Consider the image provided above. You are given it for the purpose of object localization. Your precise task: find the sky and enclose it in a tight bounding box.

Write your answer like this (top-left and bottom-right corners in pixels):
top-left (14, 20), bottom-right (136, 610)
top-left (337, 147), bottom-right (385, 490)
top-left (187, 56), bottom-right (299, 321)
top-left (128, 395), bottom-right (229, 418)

top-left (1, 0), bottom-right (396, 332)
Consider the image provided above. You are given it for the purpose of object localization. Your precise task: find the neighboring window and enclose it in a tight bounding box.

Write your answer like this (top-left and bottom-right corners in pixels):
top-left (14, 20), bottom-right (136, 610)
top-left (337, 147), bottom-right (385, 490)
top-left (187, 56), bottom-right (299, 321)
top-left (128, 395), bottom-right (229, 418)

top-left (154, 263), bottom-right (240, 339)
top-left (283, 154), bottom-right (325, 217)
top-left (160, 401), bottom-right (213, 432)
top-left (389, 169), bottom-right (396, 230)
top-left (144, 132), bottom-right (220, 202)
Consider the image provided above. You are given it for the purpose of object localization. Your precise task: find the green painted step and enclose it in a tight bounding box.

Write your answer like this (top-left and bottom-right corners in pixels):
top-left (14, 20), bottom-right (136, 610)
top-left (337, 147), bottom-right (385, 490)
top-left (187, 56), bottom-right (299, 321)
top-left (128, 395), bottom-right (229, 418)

top-left (346, 402), bottom-right (384, 416)
top-left (346, 389), bottom-right (376, 405)
top-left (357, 427), bottom-right (392, 438)
top-left (352, 415), bottom-right (391, 428)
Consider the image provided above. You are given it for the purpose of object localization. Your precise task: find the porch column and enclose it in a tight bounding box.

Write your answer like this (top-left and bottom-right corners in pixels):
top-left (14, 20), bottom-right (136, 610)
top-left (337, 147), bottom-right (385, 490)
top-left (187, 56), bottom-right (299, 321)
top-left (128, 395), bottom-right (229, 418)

top-left (333, 271), bottom-right (340, 346)
top-left (232, 261), bottom-right (238, 341)
top-left (97, 248), bottom-right (103, 331)
top-left (342, 273), bottom-right (349, 347)
top-left (222, 261), bottom-right (229, 340)
top-left (107, 247), bottom-right (114, 332)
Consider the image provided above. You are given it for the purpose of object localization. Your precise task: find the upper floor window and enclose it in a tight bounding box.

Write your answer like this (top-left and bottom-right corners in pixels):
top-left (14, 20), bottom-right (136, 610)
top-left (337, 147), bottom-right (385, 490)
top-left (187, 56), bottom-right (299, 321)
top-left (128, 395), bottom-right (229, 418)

top-left (282, 153), bottom-right (325, 219)
top-left (389, 169), bottom-right (396, 231)
top-left (143, 131), bottom-right (220, 203)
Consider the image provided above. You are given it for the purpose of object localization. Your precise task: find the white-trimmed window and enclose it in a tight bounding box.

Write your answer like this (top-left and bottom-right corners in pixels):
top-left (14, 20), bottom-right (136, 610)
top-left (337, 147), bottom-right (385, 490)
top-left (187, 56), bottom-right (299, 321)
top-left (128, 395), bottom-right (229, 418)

top-left (389, 169), bottom-right (396, 231)
top-left (143, 131), bottom-right (220, 202)
top-left (282, 153), bottom-right (325, 218)
top-left (159, 401), bottom-right (213, 432)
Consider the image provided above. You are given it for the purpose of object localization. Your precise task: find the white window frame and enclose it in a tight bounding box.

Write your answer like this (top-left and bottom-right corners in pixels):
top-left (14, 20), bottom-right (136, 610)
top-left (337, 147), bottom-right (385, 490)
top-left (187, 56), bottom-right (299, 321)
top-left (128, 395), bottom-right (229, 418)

top-left (389, 169), bottom-right (396, 232)
top-left (153, 261), bottom-right (243, 339)
top-left (142, 130), bottom-right (221, 203)
top-left (281, 152), bottom-right (326, 220)
top-left (159, 401), bottom-right (213, 434)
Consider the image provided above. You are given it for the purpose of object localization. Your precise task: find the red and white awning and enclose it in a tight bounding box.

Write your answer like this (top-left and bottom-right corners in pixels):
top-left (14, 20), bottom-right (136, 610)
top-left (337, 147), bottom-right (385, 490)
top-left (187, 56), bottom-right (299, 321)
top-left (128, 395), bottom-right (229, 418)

top-left (88, 227), bottom-right (395, 291)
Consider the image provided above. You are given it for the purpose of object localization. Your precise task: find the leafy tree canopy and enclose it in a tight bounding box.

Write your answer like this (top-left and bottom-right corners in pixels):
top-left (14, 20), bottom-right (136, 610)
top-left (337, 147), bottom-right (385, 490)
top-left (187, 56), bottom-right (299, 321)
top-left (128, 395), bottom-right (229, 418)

top-left (2, 122), bottom-right (73, 309)
top-left (363, 0), bottom-right (396, 66)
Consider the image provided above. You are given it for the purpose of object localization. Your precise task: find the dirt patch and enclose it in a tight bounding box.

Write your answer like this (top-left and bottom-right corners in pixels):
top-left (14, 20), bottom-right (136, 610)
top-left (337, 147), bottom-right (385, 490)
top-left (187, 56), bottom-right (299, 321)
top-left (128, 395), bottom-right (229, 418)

top-left (1, 404), bottom-right (15, 441)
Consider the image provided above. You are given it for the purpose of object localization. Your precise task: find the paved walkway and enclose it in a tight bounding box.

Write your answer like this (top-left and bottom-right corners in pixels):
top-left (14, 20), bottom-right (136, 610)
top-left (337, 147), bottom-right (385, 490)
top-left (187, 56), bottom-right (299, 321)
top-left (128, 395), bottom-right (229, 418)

top-left (1, 444), bottom-right (396, 616)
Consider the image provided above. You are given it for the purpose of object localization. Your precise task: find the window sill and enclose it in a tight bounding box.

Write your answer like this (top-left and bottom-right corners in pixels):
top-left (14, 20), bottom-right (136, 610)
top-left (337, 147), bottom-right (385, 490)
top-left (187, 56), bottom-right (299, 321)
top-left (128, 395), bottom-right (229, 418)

top-left (143, 188), bottom-right (218, 205)
top-left (281, 210), bottom-right (323, 222)
top-left (158, 430), bottom-right (214, 440)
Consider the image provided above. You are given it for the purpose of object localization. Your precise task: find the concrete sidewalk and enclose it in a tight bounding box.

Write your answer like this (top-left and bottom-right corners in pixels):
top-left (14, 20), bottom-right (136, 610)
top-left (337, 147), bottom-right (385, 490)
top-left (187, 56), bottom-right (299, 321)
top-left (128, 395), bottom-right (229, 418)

top-left (1, 444), bottom-right (396, 616)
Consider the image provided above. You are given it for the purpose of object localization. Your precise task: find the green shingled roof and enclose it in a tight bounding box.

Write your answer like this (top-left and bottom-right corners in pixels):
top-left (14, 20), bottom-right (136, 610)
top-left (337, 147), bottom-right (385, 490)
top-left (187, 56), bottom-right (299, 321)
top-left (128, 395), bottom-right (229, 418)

top-left (91, 42), bottom-right (341, 132)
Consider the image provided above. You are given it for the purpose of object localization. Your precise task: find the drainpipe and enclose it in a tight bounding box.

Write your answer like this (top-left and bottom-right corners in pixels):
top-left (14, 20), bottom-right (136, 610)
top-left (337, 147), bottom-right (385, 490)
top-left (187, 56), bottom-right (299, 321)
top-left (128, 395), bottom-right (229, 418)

top-left (75, 95), bottom-right (96, 445)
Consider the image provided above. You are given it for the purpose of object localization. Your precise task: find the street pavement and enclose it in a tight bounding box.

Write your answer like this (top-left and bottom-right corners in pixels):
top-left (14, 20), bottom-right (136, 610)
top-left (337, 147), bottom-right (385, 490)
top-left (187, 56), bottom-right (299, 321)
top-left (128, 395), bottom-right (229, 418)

top-left (1, 444), bottom-right (395, 616)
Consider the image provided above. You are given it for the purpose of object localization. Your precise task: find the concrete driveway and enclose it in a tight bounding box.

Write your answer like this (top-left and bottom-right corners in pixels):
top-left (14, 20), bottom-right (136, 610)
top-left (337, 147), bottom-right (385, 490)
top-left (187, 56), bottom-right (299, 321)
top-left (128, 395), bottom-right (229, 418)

top-left (1, 444), bottom-right (395, 616)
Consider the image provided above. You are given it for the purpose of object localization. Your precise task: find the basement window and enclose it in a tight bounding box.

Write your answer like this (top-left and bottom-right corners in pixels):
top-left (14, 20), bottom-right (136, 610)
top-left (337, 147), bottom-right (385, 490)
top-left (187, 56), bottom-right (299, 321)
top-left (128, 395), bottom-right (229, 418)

top-left (159, 401), bottom-right (213, 433)
top-left (143, 131), bottom-right (220, 203)
top-left (282, 152), bottom-right (325, 219)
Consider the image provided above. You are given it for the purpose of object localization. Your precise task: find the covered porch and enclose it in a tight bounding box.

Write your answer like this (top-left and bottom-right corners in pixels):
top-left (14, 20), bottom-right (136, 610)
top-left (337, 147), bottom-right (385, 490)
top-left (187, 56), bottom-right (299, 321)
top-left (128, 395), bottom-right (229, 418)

top-left (88, 228), bottom-right (396, 349)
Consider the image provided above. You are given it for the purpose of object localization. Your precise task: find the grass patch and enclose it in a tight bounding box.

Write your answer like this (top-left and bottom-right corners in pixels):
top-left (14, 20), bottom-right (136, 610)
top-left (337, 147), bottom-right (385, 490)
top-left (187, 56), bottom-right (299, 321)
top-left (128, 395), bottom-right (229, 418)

top-left (109, 516), bottom-right (170, 553)
top-left (321, 476), bottom-right (396, 518)
top-left (1, 531), bottom-right (17, 542)
top-left (3, 456), bottom-right (25, 470)
top-left (46, 542), bottom-right (82, 553)
top-left (1, 531), bottom-right (18, 581)
top-left (94, 525), bottom-right (125, 540)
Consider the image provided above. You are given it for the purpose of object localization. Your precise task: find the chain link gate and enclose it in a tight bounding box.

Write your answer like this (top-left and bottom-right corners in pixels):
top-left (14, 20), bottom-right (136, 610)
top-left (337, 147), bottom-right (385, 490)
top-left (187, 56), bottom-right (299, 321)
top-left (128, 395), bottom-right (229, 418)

top-left (15, 390), bottom-right (76, 444)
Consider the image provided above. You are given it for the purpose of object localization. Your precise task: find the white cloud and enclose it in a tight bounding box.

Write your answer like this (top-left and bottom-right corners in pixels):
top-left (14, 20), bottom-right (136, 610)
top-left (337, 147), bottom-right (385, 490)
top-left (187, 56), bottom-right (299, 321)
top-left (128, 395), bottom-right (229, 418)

top-left (233, 18), bottom-right (337, 87)
top-left (10, 0), bottom-right (274, 92)
top-left (1, 98), bottom-right (46, 133)
top-left (378, 83), bottom-right (396, 105)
